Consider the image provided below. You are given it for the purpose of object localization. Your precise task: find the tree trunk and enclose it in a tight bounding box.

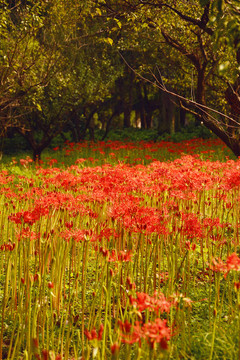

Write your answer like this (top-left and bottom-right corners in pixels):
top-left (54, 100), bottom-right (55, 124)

top-left (143, 85), bottom-right (152, 129)
top-left (80, 108), bottom-right (97, 140)
top-left (180, 108), bottom-right (186, 127)
top-left (136, 84), bottom-right (146, 129)
top-left (195, 67), bottom-right (206, 123)
top-left (69, 109), bottom-right (82, 141)
top-left (123, 107), bottom-right (131, 128)
top-left (102, 109), bottom-right (118, 140)
top-left (33, 147), bottom-right (44, 162)
top-left (158, 90), bottom-right (176, 134)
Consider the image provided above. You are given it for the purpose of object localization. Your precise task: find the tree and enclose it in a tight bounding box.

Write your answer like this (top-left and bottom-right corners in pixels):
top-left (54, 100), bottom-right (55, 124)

top-left (0, 1), bottom-right (59, 137)
top-left (96, 0), bottom-right (240, 156)
top-left (1, 0), bottom-right (122, 159)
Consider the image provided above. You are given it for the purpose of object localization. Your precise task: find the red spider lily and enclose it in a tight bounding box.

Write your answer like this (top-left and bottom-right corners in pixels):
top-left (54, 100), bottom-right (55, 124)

top-left (16, 227), bottom-right (40, 241)
top-left (99, 248), bottom-right (133, 262)
top-left (202, 217), bottom-right (221, 230)
top-left (47, 158), bottom-right (58, 167)
top-left (185, 241), bottom-right (196, 251)
top-left (210, 253), bottom-right (240, 275)
top-left (224, 170), bottom-right (240, 189)
top-left (20, 157), bottom-right (33, 167)
top-left (0, 242), bottom-right (15, 251)
top-left (181, 213), bottom-right (203, 239)
top-left (75, 158), bottom-right (86, 165)
top-left (234, 282), bottom-right (240, 290)
top-left (108, 202), bottom-right (168, 235)
top-left (120, 318), bottom-right (172, 349)
top-left (99, 247), bottom-right (109, 257)
top-left (111, 342), bottom-right (120, 355)
top-left (98, 227), bottom-right (119, 241)
top-left (145, 155), bottom-right (152, 160)
top-left (226, 253), bottom-right (240, 271)
top-left (126, 277), bottom-right (136, 290)
top-left (65, 221), bottom-right (73, 229)
top-left (210, 258), bottom-right (227, 273)
top-left (117, 250), bottom-right (133, 262)
top-left (118, 320), bottom-right (132, 333)
top-left (130, 292), bottom-right (173, 314)
top-left (61, 229), bottom-right (87, 242)
top-left (35, 350), bottom-right (62, 360)
top-left (84, 323), bottom-right (104, 341)
top-left (9, 206), bottom-right (49, 226)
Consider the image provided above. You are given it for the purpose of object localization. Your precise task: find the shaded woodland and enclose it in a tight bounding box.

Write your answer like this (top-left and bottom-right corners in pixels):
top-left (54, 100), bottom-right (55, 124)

top-left (1, 0), bottom-right (240, 158)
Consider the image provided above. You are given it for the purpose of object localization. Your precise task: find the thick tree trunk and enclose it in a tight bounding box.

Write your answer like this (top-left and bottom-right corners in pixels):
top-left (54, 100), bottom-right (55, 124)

top-left (158, 90), bottom-right (176, 134)
top-left (102, 109), bottom-right (119, 140)
top-left (33, 147), bottom-right (44, 161)
top-left (117, 69), bottom-right (134, 129)
top-left (80, 108), bottom-right (97, 140)
top-left (69, 109), bottom-right (82, 142)
top-left (123, 108), bottom-right (131, 128)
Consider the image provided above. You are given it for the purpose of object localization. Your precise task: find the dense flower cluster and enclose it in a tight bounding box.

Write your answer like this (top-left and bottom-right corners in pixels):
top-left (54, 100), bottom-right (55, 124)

top-left (0, 140), bottom-right (240, 358)
top-left (119, 318), bottom-right (171, 349)
top-left (211, 253), bottom-right (240, 276)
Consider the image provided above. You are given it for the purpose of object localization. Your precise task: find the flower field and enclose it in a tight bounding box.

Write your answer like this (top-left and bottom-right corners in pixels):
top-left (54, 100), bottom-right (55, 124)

top-left (0, 139), bottom-right (240, 359)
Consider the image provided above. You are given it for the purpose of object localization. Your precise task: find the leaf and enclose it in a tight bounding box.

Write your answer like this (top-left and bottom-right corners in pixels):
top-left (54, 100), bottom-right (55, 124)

top-left (219, 61), bottom-right (230, 74)
top-left (114, 18), bottom-right (122, 28)
top-left (96, 8), bottom-right (102, 16)
top-left (106, 37), bottom-right (113, 46)
top-left (36, 103), bottom-right (42, 111)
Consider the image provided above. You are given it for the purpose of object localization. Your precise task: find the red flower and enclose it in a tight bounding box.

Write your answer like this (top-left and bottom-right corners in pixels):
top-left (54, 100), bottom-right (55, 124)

top-left (120, 318), bottom-right (172, 349)
top-left (111, 342), bottom-right (120, 354)
top-left (48, 282), bottom-right (54, 289)
top-left (226, 253), bottom-right (240, 271)
top-left (210, 253), bottom-right (240, 276)
top-left (118, 320), bottom-right (132, 333)
top-left (84, 323), bottom-right (104, 341)
top-left (131, 292), bottom-right (173, 314)
top-left (210, 258), bottom-right (226, 273)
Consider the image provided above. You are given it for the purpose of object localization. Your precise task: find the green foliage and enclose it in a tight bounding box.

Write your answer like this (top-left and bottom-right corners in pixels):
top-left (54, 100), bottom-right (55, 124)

top-left (1, 0), bottom-right (240, 159)
top-left (162, 124), bottom-right (215, 142)
top-left (210, 0), bottom-right (240, 76)
top-left (100, 128), bottom-right (159, 142)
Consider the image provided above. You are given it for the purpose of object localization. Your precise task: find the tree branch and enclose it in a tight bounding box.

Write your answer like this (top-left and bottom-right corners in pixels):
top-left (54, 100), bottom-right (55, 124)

top-left (161, 30), bottom-right (201, 70)
top-left (140, 1), bottom-right (214, 35)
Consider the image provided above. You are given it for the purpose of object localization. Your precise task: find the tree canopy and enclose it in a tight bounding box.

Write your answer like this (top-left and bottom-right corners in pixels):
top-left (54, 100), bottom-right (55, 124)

top-left (1, 0), bottom-right (240, 158)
